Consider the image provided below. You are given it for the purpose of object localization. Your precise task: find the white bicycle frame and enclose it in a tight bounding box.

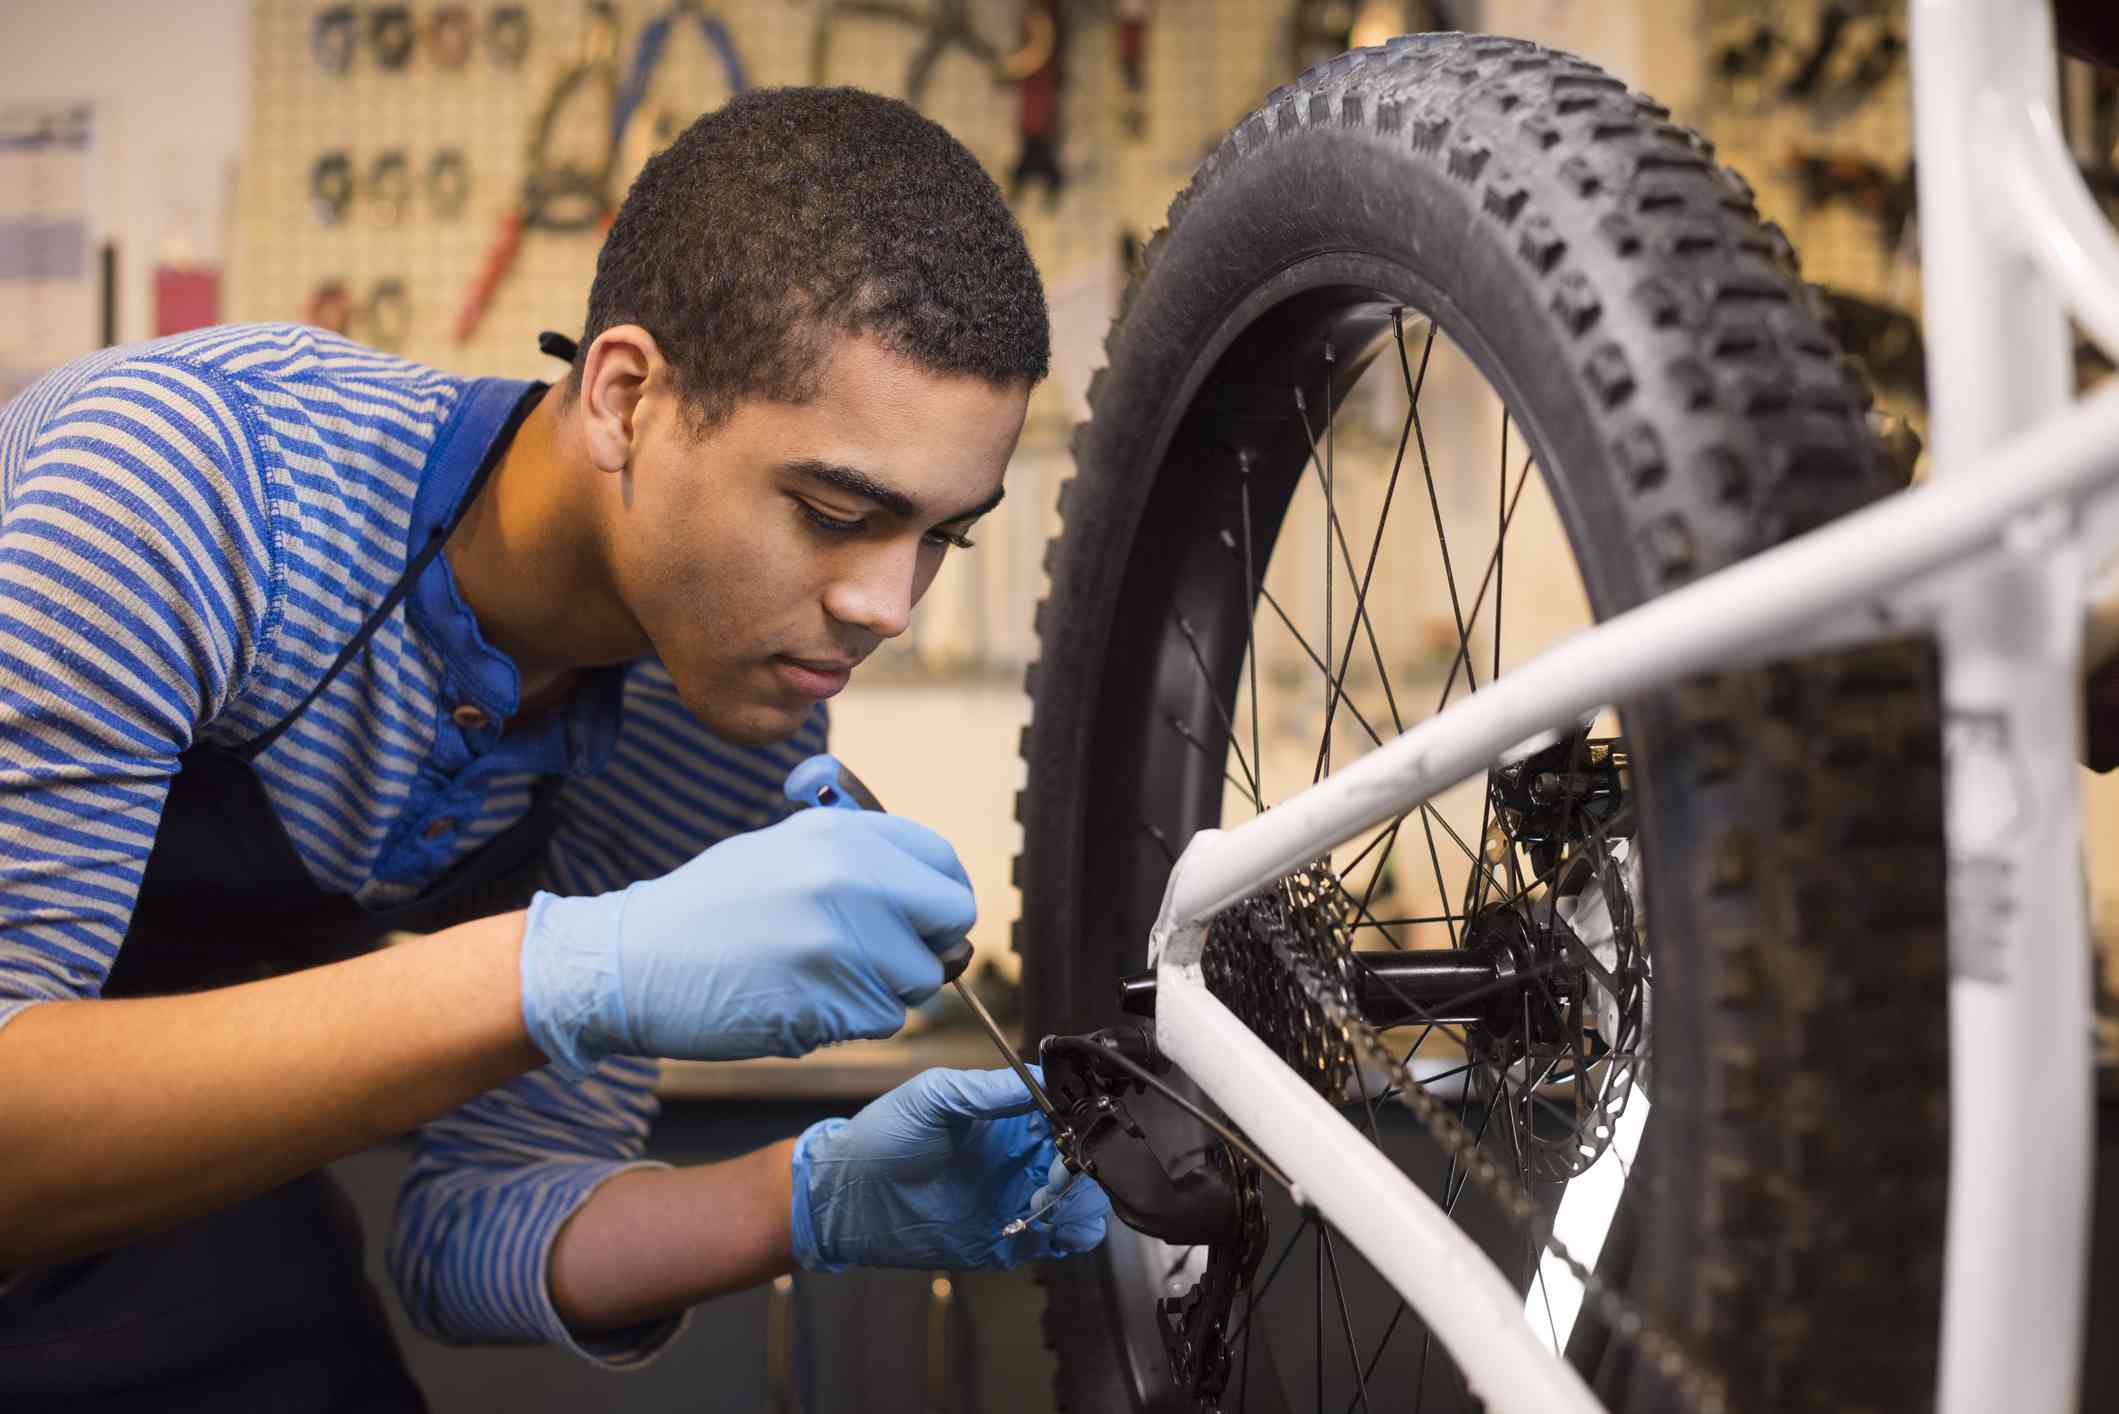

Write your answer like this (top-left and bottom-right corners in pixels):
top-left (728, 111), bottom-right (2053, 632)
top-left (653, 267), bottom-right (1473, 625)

top-left (1144, 1), bottom-right (2111, 1408)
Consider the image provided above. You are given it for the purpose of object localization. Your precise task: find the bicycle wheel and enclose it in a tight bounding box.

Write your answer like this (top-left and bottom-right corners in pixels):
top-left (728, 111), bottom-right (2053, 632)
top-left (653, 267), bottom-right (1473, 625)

top-left (1016, 32), bottom-right (1947, 1414)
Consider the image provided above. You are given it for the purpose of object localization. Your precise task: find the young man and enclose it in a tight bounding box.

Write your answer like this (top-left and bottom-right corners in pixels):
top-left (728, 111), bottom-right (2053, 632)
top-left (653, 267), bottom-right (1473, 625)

top-left (0, 87), bottom-right (1106, 1406)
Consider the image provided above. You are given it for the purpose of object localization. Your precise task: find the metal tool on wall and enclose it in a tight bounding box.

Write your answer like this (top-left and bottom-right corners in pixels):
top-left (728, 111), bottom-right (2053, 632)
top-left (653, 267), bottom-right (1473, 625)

top-left (486, 5), bottom-right (533, 68)
top-left (429, 4), bottom-right (478, 70)
top-left (312, 5), bottom-right (358, 73)
top-left (611, 0), bottom-right (750, 175)
top-left (309, 150), bottom-right (355, 226)
top-left (369, 5), bottom-right (418, 70)
top-left (453, 2), bottom-right (621, 342)
top-left (809, 0), bottom-right (1051, 110)
top-left (1008, 0), bottom-right (1065, 205)
top-left (1790, 149), bottom-right (1917, 250)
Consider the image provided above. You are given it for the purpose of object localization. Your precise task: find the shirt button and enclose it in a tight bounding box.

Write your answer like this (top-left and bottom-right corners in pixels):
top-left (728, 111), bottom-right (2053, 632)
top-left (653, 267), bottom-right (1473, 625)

top-left (451, 704), bottom-right (490, 730)
top-left (424, 817), bottom-right (456, 841)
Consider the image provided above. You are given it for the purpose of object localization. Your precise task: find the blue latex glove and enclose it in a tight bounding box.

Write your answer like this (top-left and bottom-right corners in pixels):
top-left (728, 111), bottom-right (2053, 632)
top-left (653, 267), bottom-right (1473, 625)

top-left (518, 805), bottom-right (975, 1072)
top-left (790, 1066), bottom-right (1113, 1272)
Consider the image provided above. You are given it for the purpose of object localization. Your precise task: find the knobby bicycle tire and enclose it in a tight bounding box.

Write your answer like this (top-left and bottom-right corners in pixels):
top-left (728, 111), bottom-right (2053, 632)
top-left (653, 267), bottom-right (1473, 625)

top-left (1015, 32), bottom-right (1947, 1414)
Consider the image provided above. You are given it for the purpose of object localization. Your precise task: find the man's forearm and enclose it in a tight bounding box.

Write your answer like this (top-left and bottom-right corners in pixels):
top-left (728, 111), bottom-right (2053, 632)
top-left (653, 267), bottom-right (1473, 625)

top-left (0, 911), bottom-right (545, 1267)
top-left (546, 1139), bottom-right (799, 1336)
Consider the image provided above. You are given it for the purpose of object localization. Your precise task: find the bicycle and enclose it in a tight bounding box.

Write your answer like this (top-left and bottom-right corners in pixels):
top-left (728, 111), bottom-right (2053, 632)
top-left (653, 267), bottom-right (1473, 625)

top-left (1014, 3), bottom-right (2108, 1410)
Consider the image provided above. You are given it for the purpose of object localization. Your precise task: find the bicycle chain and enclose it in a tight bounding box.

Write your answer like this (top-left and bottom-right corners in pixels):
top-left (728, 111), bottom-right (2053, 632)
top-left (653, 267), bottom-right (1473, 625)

top-left (1199, 865), bottom-right (1729, 1414)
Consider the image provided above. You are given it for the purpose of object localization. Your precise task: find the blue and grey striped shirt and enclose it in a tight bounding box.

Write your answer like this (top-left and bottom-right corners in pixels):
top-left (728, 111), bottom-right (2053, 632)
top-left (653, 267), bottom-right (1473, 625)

top-left (0, 323), bottom-right (827, 1364)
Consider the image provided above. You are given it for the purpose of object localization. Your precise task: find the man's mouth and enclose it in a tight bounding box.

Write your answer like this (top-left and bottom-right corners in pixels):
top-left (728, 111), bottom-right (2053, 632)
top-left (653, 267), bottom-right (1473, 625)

top-left (773, 654), bottom-right (857, 700)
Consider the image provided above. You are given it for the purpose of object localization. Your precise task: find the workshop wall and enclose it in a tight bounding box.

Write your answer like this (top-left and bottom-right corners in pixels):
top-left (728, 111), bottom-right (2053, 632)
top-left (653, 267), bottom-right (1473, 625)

top-left (0, 0), bottom-right (251, 385)
top-left (140, 0), bottom-right (2119, 1017)
top-left (227, 0), bottom-right (1309, 675)
top-left (1643, 1), bottom-right (2119, 1033)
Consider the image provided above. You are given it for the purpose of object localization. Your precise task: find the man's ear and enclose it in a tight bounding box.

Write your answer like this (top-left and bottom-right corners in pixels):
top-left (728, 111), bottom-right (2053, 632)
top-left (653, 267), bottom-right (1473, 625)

top-left (578, 325), bottom-right (660, 474)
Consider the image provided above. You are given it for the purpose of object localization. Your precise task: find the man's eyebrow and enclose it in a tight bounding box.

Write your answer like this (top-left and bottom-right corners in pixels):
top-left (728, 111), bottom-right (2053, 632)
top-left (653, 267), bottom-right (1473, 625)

top-left (785, 458), bottom-right (1006, 524)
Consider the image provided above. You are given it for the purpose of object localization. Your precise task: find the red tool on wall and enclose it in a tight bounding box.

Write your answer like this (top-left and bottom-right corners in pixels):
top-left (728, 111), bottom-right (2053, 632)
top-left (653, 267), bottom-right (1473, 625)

top-left (1009, 0), bottom-right (1066, 205)
top-left (452, 3), bottom-right (620, 343)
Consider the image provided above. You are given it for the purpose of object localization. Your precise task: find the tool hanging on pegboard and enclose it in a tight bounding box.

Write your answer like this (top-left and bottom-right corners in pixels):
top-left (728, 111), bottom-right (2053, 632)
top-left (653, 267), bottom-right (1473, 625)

top-left (810, 0), bottom-right (1052, 111)
top-left (429, 4), bottom-right (477, 70)
top-left (486, 5), bottom-right (533, 68)
top-left (1114, 0), bottom-right (1149, 141)
top-left (610, 0), bottom-right (752, 190)
top-left (453, 1), bottom-right (622, 342)
top-left (1789, 149), bottom-right (1916, 252)
top-left (1009, 0), bottom-right (1065, 206)
top-left (454, 0), bottom-right (758, 343)
top-left (1710, 0), bottom-right (1901, 116)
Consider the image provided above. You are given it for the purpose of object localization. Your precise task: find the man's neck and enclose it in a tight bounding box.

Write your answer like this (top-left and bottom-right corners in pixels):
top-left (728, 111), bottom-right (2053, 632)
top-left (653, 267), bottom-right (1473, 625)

top-left (444, 385), bottom-right (645, 709)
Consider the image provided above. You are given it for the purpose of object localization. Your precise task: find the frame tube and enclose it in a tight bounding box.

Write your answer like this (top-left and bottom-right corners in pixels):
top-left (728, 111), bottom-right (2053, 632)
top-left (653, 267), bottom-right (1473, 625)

top-left (1915, 4), bottom-right (2092, 1412)
top-left (1162, 381), bottom-right (2119, 929)
top-left (1154, 909), bottom-right (1606, 1414)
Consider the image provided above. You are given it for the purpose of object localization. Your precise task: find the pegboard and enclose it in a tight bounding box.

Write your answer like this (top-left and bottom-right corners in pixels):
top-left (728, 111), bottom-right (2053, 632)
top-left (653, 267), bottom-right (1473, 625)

top-left (1646, 0), bottom-right (1925, 434)
top-left (231, 2), bottom-right (1289, 395)
top-left (228, 0), bottom-right (1312, 672)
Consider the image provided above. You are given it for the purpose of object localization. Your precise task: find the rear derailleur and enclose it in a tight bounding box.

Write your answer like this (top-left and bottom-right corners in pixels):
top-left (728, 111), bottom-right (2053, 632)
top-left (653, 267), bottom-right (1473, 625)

top-left (1039, 1025), bottom-right (1267, 1410)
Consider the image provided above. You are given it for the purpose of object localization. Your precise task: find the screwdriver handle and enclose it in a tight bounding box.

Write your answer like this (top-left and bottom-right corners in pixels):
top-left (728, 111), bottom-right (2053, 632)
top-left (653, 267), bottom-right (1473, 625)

top-left (784, 753), bottom-right (974, 983)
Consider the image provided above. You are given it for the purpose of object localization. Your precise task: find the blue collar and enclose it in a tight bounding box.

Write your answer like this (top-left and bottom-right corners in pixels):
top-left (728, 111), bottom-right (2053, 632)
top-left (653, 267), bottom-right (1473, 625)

top-left (404, 377), bottom-right (625, 776)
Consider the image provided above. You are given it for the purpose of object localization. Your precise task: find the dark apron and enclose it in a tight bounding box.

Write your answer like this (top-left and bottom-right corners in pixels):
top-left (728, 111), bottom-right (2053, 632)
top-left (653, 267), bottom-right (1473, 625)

top-left (0, 378), bottom-right (563, 1413)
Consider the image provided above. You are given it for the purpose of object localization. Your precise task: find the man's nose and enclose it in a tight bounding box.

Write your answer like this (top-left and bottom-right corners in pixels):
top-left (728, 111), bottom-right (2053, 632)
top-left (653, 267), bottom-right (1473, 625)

top-left (821, 545), bottom-right (918, 640)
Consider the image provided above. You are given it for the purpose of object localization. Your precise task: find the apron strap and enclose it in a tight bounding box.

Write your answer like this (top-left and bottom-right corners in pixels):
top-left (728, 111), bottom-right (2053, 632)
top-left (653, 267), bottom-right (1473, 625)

top-left (230, 378), bottom-right (546, 764)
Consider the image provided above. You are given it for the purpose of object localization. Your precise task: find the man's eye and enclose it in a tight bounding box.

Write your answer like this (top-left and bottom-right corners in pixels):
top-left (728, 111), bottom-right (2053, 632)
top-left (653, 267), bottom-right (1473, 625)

top-left (799, 502), bottom-right (864, 535)
top-left (925, 528), bottom-right (977, 551)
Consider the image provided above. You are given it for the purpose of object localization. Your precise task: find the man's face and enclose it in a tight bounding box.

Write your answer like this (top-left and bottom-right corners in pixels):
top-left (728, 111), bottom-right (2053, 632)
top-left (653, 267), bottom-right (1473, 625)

top-left (610, 333), bottom-right (1029, 745)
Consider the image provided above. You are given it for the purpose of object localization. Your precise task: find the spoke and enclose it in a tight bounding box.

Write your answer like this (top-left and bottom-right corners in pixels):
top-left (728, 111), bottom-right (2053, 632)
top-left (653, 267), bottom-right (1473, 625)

top-left (1415, 810), bottom-right (1461, 948)
top-left (1420, 802), bottom-right (1522, 921)
top-left (1531, 1222), bottom-right (1564, 1356)
top-left (1488, 803), bottom-right (1637, 922)
top-left (1359, 1102), bottom-right (1496, 1412)
top-left (1350, 1019), bottom-right (1385, 1145)
top-left (1461, 789), bottom-right (1496, 925)
top-left (1495, 409), bottom-right (1508, 686)
top-left (1416, 1048), bottom-right (1494, 1409)
top-left (1241, 460), bottom-right (1265, 813)
top-left (1395, 309), bottom-right (1440, 411)
top-left (1350, 406), bottom-right (1416, 736)
top-left (1444, 1081), bottom-right (1502, 1211)
top-left (1410, 396), bottom-right (1480, 700)
top-left (1316, 1223), bottom-right (1324, 1414)
top-left (1163, 713), bottom-right (1259, 807)
top-left (1504, 995), bottom-right (1538, 1189)
top-left (1241, 567), bottom-right (1388, 749)
top-left (1322, 1227), bottom-right (1373, 1413)
top-left (1324, 342), bottom-right (1335, 782)
top-left (1229, 1210), bottom-right (1315, 1345)
top-left (1346, 1303), bottom-right (1407, 1414)
top-left (1348, 913), bottom-right (1476, 929)
top-left (1336, 821), bottom-right (1399, 886)
top-left (1400, 1021), bottom-right (1438, 1067)
top-left (1395, 1058), bottom-right (1476, 1092)
top-left (1140, 821), bottom-right (1177, 865)
top-left (1175, 615), bottom-right (1262, 809)
top-left (1354, 816), bottom-right (1408, 939)
top-left (1468, 409), bottom-right (1513, 917)
top-left (1433, 452), bottom-right (1535, 715)
top-left (1293, 389), bottom-right (1411, 788)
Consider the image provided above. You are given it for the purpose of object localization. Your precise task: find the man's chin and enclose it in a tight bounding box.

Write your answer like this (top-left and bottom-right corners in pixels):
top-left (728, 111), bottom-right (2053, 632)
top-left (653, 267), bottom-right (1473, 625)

top-left (674, 684), bottom-right (815, 748)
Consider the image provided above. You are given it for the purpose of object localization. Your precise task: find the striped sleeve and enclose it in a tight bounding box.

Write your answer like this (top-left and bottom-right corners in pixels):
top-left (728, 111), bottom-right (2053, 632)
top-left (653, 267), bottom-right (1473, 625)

top-left (0, 359), bottom-right (281, 1027)
top-left (387, 1056), bottom-right (683, 1365)
top-left (388, 663), bottom-right (827, 1364)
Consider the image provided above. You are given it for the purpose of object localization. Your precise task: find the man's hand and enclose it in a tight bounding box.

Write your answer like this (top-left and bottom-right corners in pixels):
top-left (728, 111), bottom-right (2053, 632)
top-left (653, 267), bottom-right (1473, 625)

top-left (789, 1066), bottom-right (1112, 1272)
top-left (518, 807), bottom-right (975, 1071)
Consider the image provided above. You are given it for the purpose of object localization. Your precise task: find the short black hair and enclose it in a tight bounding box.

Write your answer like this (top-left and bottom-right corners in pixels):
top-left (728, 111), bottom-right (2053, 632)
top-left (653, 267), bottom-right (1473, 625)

top-left (571, 86), bottom-right (1049, 431)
